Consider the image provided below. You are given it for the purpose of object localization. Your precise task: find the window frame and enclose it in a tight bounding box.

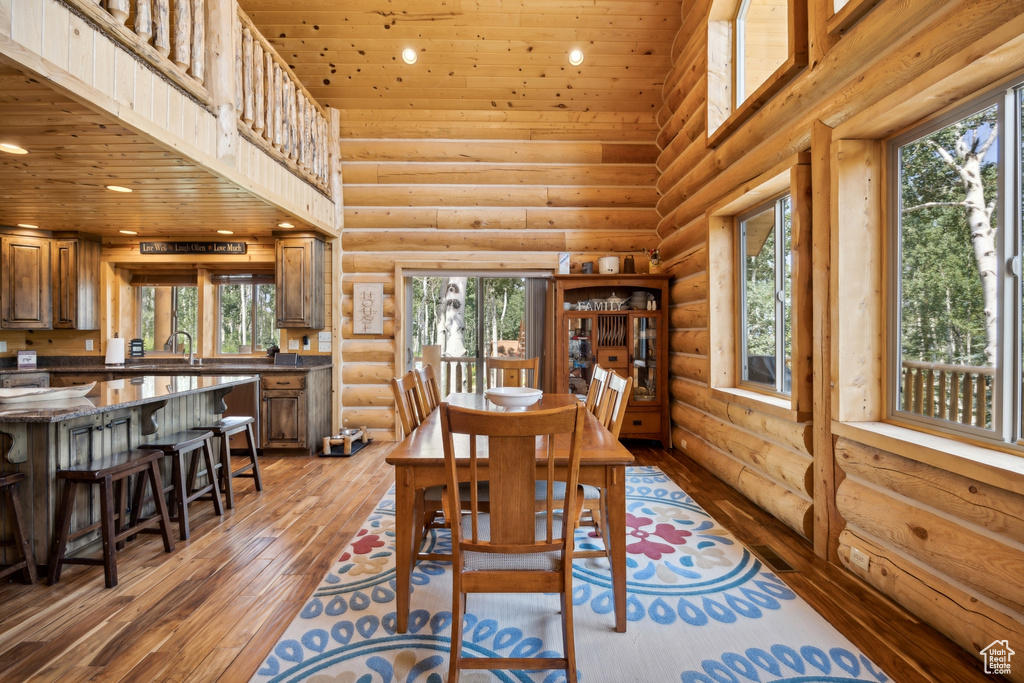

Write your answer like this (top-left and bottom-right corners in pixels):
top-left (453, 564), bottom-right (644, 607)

top-left (214, 274), bottom-right (278, 356)
top-left (737, 193), bottom-right (792, 396)
top-left (131, 275), bottom-right (199, 354)
top-left (885, 82), bottom-right (1022, 448)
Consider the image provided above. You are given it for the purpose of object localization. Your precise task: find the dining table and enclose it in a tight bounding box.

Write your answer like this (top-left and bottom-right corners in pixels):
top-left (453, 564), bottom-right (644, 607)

top-left (385, 391), bottom-right (635, 633)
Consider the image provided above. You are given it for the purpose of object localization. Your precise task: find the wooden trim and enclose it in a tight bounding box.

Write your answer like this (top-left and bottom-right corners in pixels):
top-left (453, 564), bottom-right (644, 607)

top-left (826, 0), bottom-right (882, 37)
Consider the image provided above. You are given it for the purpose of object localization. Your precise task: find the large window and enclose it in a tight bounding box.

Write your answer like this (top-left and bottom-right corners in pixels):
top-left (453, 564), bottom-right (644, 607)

top-left (216, 275), bottom-right (278, 354)
top-left (739, 195), bottom-right (792, 394)
top-left (890, 81), bottom-right (1022, 445)
top-left (734, 0), bottom-right (789, 104)
top-left (136, 283), bottom-right (198, 353)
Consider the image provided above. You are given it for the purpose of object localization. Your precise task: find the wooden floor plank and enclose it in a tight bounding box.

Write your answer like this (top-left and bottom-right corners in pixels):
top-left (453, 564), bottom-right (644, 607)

top-left (0, 444), bottom-right (997, 681)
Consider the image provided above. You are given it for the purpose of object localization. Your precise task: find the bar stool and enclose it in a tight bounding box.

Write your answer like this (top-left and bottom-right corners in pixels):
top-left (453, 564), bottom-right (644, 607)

top-left (198, 416), bottom-right (263, 509)
top-left (0, 472), bottom-right (37, 584)
top-left (143, 430), bottom-right (222, 541)
top-left (48, 449), bottom-right (174, 588)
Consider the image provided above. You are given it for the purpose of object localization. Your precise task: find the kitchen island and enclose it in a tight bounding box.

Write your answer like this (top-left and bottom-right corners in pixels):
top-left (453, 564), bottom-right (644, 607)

top-left (0, 374), bottom-right (259, 568)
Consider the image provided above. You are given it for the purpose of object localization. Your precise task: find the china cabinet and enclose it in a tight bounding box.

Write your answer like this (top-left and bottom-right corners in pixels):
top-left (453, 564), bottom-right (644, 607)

top-left (550, 274), bottom-right (670, 447)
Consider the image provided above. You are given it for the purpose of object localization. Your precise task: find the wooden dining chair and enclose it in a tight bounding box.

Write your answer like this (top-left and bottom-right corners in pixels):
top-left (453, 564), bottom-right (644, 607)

top-left (440, 400), bottom-right (586, 683)
top-left (390, 371), bottom-right (426, 438)
top-left (485, 356), bottom-right (539, 389)
top-left (585, 364), bottom-right (609, 414)
top-left (416, 364), bottom-right (442, 413)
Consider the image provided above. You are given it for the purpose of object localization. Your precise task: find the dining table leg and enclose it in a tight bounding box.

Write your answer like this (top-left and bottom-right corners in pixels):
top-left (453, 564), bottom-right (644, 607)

top-left (393, 466), bottom-right (416, 633)
top-left (605, 464), bottom-right (628, 632)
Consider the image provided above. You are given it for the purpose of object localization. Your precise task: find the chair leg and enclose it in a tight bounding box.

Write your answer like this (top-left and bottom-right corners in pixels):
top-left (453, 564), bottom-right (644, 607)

top-left (448, 577), bottom-right (465, 683)
top-left (147, 461), bottom-right (175, 553)
top-left (202, 439), bottom-right (224, 516)
top-left (245, 423), bottom-right (263, 491)
top-left (218, 433), bottom-right (235, 509)
top-left (171, 453), bottom-right (190, 541)
top-left (98, 475), bottom-right (118, 588)
top-left (6, 483), bottom-right (37, 584)
top-left (561, 588), bottom-right (577, 683)
top-left (48, 479), bottom-right (77, 585)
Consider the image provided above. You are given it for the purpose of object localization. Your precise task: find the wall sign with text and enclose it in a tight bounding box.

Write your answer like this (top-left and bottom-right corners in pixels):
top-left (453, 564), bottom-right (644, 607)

top-left (140, 242), bottom-right (247, 254)
top-left (353, 283), bottom-right (384, 335)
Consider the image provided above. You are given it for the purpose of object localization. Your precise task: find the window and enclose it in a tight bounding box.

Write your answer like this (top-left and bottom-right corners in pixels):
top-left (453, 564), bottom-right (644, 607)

top-left (889, 81), bottom-right (1022, 445)
top-left (216, 275), bottom-right (278, 354)
top-left (734, 0), bottom-right (789, 105)
top-left (739, 195), bottom-right (792, 394)
top-left (136, 283), bottom-right (198, 353)
top-left (404, 273), bottom-right (546, 395)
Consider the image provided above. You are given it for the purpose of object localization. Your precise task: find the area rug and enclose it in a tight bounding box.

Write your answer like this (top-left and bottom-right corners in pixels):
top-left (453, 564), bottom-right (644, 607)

top-left (251, 466), bottom-right (890, 683)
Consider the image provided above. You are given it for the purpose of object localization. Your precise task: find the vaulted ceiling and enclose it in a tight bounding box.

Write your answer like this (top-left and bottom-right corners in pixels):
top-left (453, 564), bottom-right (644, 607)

top-left (0, 1), bottom-right (681, 237)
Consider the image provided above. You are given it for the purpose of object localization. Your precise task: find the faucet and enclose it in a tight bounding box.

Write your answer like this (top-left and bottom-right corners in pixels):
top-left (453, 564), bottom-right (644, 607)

top-left (164, 330), bottom-right (195, 365)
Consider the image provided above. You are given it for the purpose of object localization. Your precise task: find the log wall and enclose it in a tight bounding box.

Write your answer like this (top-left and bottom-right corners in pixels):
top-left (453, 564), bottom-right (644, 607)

top-left (338, 110), bottom-right (668, 442)
top-left (658, 0), bottom-right (1024, 676)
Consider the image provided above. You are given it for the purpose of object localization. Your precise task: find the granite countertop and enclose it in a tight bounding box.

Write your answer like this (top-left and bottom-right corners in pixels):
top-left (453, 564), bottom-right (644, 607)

top-left (0, 374), bottom-right (259, 422)
top-left (0, 357), bottom-right (332, 375)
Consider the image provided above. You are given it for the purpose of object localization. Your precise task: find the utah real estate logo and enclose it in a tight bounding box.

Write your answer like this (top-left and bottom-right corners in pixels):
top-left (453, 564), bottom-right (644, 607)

top-left (980, 640), bottom-right (1014, 675)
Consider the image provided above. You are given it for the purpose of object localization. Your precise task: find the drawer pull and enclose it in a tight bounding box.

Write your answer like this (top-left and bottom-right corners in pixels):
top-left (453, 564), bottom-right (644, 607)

top-left (633, 420), bottom-right (642, 426)
top-left (608, 355), bottom-right (618, 362)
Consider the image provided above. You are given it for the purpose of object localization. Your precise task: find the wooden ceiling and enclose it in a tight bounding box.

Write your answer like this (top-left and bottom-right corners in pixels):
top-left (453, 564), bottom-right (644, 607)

top-left (0, 1), bottom-right (681, 239)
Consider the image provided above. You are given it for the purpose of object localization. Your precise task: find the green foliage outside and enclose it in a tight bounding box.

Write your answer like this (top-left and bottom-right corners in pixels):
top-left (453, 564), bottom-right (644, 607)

top-left (742, 198), bottom-right (792, 365)
top-left (409, 276), bottom-right (525, 358)
top-left (898, 107), bottom-right (998, 368)
top-left (219, 284), bottom-right (279, 353)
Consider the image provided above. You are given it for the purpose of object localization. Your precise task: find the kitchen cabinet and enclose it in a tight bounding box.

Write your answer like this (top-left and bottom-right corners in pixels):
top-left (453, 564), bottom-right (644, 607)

top-left (1, 372), bottom-right (50, 388)
top-left (275, 235), bottom-right (324, 330)
top-left (1, 234), bottom-right (51, 330)
top-left (260, 366), bottom-right (331, 455)
top-left (551, 274), bottom-right (670, 447)
top-left (52, 237), bottom-right (101, 330)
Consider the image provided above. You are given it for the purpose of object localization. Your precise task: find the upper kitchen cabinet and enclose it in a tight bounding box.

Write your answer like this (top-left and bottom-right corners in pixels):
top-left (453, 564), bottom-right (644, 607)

top-left (1, 233), bottom-right (51, 330)
top-left (52, 237), bottom-right (101, 330)
top-left (275, 235), bottom-right (325, 330)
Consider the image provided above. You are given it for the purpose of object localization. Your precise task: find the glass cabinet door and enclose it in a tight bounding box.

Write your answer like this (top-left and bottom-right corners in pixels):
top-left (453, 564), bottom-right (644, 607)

top-left (566, 314), bottom-right (595, 398)
top-left (631, 314), bottom-right (658, 403)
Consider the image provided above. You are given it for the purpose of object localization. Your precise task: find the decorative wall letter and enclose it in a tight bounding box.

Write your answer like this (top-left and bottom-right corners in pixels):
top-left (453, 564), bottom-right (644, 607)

top-left (353, 283), bottom-right (384, 335)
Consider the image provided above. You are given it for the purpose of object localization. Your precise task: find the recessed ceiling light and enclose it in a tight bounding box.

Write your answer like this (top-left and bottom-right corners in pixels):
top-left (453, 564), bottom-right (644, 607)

top-left (119, 230), bottom-right (137, 235)
top-left (278, 222), bottom-right (294, 228)
top-left (568, 49), bottom-right (584, 66)
top-left (106, 185), bottom-right (132, 193)
top-left (0, 143), bottom-right (28, 155)
top-left (402, 48), bottom-right (417, 64)
top-left (17, 223), bottom-right (38, 229)
top-left (217, 230), bottom-right (234, 235)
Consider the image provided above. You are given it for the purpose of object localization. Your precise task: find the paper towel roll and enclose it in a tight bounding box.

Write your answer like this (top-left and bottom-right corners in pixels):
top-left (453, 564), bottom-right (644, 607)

top-left (105, 337), bottom-right (125, 365)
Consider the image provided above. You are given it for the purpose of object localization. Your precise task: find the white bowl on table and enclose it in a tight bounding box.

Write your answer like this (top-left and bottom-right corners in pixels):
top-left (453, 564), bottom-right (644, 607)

top-left (484, 386), bottom-right (543, 408)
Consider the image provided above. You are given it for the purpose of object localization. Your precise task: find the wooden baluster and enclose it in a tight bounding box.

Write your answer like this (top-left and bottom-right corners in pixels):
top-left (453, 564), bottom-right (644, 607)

top-left (154, 0), bottom-right (170, 56)
top-left (949, 371), bottom-right (961, 424)
top-left (443, 363), bottom-right (451, 398)
top-left (917, 366), bottom-right (925, 413)
top-left (108, 0), bottom-right (130, 24)
top-left (282, 79), bottom-right (291, 155)
top-left (975, 371), bottom-right (987, 428)
top-left (233, 16), bottom-right (243, 114)
top-left (242, 27), bottom-right (254, 125)
top-left (455, 363), bottom-right (464, 393)
top-left (937, 370), bottom-right (947, 421)
top-left (172, 0), bottom-right (192, 70)
top-left (253, 42), bottom-right (265, 133)
top-left (902, 367), bottom-right (912, 411)
top-left (273, 63), bottom-right (283, 149)
top-left (924, 368), bottom-right (935, 418)
top-left (135, 0), bottom-right (153, 43)
top-left (190, 0), bottom-right (205, 83)
top-left (290, 85), bottom-right (299, 160)
top-left (961, 373), bottom-right (974, 426)
top-left (263, 52), bottom-right (275, 141)
top-left (298, 97), bottom-right (307, 168)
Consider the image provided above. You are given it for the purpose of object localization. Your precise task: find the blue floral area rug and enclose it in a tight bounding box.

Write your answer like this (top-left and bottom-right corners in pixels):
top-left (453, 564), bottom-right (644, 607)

top-left (251, 466), bottom-right (890, 683)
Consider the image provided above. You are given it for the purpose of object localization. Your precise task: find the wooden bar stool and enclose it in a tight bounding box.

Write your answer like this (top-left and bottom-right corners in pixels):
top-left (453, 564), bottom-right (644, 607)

top-left (143, 430), bottom-right (222, 541)
top-left (48, 449), bottom-right (174, 588)
top-left (0, 472), bottom-right (37, 584)
top-left (198, 416), bottom-right (263, 509)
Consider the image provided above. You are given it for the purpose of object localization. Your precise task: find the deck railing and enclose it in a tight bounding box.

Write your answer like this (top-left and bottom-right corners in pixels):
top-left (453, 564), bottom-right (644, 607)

top-left (900, 360), bottom-right (993, 429)
top-left (235, 10), bottom-right (331, 192)
top-left (416, 356), bottom-right (478, 398)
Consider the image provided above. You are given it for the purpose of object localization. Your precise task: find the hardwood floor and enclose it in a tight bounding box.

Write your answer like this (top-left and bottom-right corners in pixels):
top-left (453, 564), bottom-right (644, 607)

top-left (0, 442), bottom-right (998, 682)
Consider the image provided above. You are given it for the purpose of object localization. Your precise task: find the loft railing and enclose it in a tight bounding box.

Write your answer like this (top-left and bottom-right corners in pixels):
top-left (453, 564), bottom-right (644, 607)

top-left (900, 360), bottom-right (994, 429)
top-left (235, 10), bottom-right (331, 193)
top-left (62, 0), bottom-right (334, 196)
top-left (67, 0), bottom-right (210, 101)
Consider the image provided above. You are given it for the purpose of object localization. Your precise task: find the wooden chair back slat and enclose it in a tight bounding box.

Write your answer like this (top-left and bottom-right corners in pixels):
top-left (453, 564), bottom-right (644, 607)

top-left (416, 364), bottom-right (442, 411)
top-left (597, 370), bottom-right (633, 439)
top-left (585, 365), bottom-right (609, 414)
top-left (486, 356), bottom-right (539, 389)
top-left (390, 371), bottom-right (425, 438)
